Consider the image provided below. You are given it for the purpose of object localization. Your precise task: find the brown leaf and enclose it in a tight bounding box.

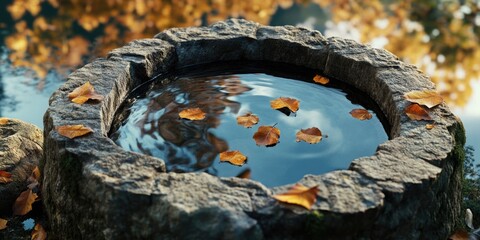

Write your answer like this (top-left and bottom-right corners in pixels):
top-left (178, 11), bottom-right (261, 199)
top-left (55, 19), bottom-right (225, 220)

top-left (0, 218), bottom-right (7, 230)
top-left (236, 113), bottom-right (259, 128)
top-left (313, 74), bottom-right (329, 84)
top-left (13, 189), bottom-right (38, 215)
top-left (0, 117), bottom-right (9, 125)
top-left (426, 124), bottom-right (435, 130)
top-left (349, 109), bottom-right (372, 120)
top-left (31, 223), bottom-right (47, 240)
top-left (0, 170), bottom-right (13, 184)
top-left (27, 167), bottom-right (41, 190)
top-left (448, 229), bottom-right (469, 240)
top-left (404, 90), bottom-right (443, 108)
top-left (273, 184), bottom-right (319, 210)
top-left (31, 167), bottom-right (41, 181)
top-left (56, 125), bottom-right (93, 139)
top-left (68, 81), bottom-right (104, 104)
top-left (253, 125), bottom-right (281, 146)
top-left (296, 127), bottom-right (322, 144)
top-left (220, 150), bottom-right (247, 166)
top-left (270, 97), bottom-right (300, 113)
top-left (236, 168), bottom-right (251, 179)
top-left (405, 103), bottom-right (432, 121)
top-left (179, 108), bottom-right (206, 120)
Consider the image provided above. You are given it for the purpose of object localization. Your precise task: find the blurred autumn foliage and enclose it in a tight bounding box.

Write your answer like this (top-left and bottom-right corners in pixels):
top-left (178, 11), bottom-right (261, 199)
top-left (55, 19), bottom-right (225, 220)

top-left (2, 0), bottom-right (479, 106)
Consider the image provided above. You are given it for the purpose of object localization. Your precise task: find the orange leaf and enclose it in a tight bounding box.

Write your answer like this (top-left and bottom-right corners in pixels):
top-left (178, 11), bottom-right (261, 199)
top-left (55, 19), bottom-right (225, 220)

top-left (349, 109), bottom-right (372, 120)
top-left (253, 125), bottom-right (280, 146)
top-left (68, 81), bottom-right (104, 104)
top-left (179, 108), bottom-right (206, 120)
top-left (27, 167), bottom-right (41, 190)
top-left (0, 170), bottom-right (13, 184)
top-left (31, 167), bottom-right (41, 181)
top-left (448, 229), bottom-right (469, 240)
top-left (236, 113), bottom-right (259, 128)
top-left (31, 223), bottom-right (47, 240)
top-left (56, 125), bottom-right (93, 139)
top-left (404, 90), bottom-right (443, 108)
top-left (236, 168), bottom-right (251, 179)
top-left (313, 74), bottom-right (329, 84)
top-left (426, 124), bottom-right (435, 130)
top-left (405, 103), bottom-right (432, 121)
top-left (0, 218), bottom-right (7, 230)
top-left (273, 184), bottom-right (319, 210)
top-left (220, 150), bottom-right (247, 166)
top-left (270, 97), bottom-right (300, 113)
top-left (13, 189), bottom-right (38, 215)
top-left (0, 117), bottom-right (9, 125)
top-left (296, 127), bottom-right (322, 144)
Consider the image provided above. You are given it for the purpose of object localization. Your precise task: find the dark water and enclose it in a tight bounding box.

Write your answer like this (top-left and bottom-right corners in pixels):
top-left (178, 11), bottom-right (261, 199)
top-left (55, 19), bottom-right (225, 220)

top-left (110, 63), bottom-right (388, 187)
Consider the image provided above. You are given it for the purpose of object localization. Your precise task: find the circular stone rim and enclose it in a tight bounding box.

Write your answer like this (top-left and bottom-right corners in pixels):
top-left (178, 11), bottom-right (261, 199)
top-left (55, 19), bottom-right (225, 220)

top-left (42, 19), bottom-right (463, 239)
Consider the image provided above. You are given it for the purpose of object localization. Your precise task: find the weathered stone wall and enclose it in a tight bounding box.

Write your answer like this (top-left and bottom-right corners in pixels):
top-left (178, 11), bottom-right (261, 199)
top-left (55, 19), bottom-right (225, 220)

top-left (42, 19), bottom-right (464, 239)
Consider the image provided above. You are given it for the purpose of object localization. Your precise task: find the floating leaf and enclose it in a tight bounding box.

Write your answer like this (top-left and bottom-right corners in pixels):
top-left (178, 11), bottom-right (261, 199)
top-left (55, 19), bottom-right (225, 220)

top-left (0, 218), bottom-right (7, 230)
top-left (253, 125), bottom-right (280, 146)
top-left (236, 168), bottom-right (251, 179)
top-left (270, 97), bottom-right (300, 113)
top-left (179, 108), bottom-right (206, 120)
top-left (404, 90), bottom-right (443, 108)
top-left (0, 118), bottom-right (8, 125)
top-left (273, 184), bottom-right (319, 210)
top-left (0, 170), bottom-right (13, 184)
top-left (220, 150), bottom-right (247, 166)
top-left (68, 81), bottom-right (104, 104)
top-left (13, 189), bottom-right (38, 215)
top-left (31, 223), bottom-right (47, 240)
top-left (56, 125), bottom-right (93, 139)
top-left (236, 113), bottom-right (259, 128)
top-left (313, 74), bottom-right (329, 84)
top-left (426, 124), bottom-right (435, 130)
top-left (349, 109), bottom-right (372, 120)
top-left (296, 127), bottom-right (322, 144)
top-left (405, 103), bottom-right (432, 120)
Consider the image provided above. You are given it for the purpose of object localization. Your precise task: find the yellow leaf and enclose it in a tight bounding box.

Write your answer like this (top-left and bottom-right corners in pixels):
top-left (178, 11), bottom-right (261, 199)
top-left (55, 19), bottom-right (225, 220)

top-left (313, 74), bottom-right (330, 84)
top-left (270, 97), bottom-right (300, 113)
top-left (68, 81), bottom-right (104, 104)
top-left (0, 118), bottom-right (9, 125)
top-left (220, 150), bottom-right (248, 166)
top-left (0, 170), bottom-right (13, 184)
top-left (404, 90), bottom-right (443, 108)
top-left (56, 125), bottom-right (93, 139)
top-left (426, 124), bottom-right (435, 130)
top-left (179, 108), bottom-right (206, 120)
top-left (296, 127), bottom-right (322, 144)
top-left (0, 218), bottom-right (7, 230)
top-left (349, 109), bottom-right (372, 120)
top-left (253, 125), bottom-right (280, 146)
top-left (405, 103), bottom-right (432, 121)
top-left (13, 189), bottom-right (38, 215)
top-left (31, 223), bottom-right (47, 240)
top-left (273, 184), bottom-right (319, 210)
top-left (236, 113), bottom-right (259, 128)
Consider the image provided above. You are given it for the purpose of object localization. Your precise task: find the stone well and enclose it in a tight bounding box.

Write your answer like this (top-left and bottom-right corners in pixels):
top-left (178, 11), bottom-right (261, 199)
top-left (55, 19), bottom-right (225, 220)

top-left (42, 19), bottom-right (465, 239)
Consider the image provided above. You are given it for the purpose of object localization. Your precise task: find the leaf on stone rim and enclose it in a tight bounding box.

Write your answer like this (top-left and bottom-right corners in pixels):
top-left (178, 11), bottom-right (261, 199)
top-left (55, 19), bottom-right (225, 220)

top-left (253, 125), bottom-right (281, 146)
top-left (0, 218), bottom-right (7, 230)
top-left (426, 124), bottom-right (435, 130)
top-left (179, 108), bottom-right (206, 120)
top-left (405, 103), bottom-right (432, 121)
top-left (56, 124), bottom-right (93, 139)
top-left (220, 150), bottom-right (248, 166)
top-left (31, 223), bottom-right (47, 240)
top-left (270, 97), bottom-right (300, 113)
top-left (349, 109), bottom-right (372, 120)
top-left (0, 170), bottom-right (13, 184)
top-left (296, 127), bottom-right (322, 144)
top-left (313, 74), bottom-right (329, 84)
top-left (27, 166), bottom-right (41, 190)
top-left (236, 168), bottom-right (251, 179)
top-left (273, 184), bottom-right (319, 210)
top-left (68, 81), bottom-right (104, 104)
top-left (0, 117), bottom-right (9, 125)
top-left (12, 189), bottom-right (38, 215)
top-left (236, 113), bottom-right (259, 128)
top-left (404, 90), bottom-right (443, 108)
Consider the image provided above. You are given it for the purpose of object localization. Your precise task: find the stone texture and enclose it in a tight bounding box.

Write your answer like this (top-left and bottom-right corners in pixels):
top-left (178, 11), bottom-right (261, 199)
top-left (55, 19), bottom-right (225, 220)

top-left (43, 19), bottom-right (465, 239)
top-left (0, 118), bottom-right (43, 214)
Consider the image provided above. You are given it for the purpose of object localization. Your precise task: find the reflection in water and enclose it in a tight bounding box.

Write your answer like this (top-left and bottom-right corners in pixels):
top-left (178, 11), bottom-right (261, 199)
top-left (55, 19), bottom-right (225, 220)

top-left (1, 0), bottom-right (479, 107)
top-left (111, 69), bottom-right (388, 187)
